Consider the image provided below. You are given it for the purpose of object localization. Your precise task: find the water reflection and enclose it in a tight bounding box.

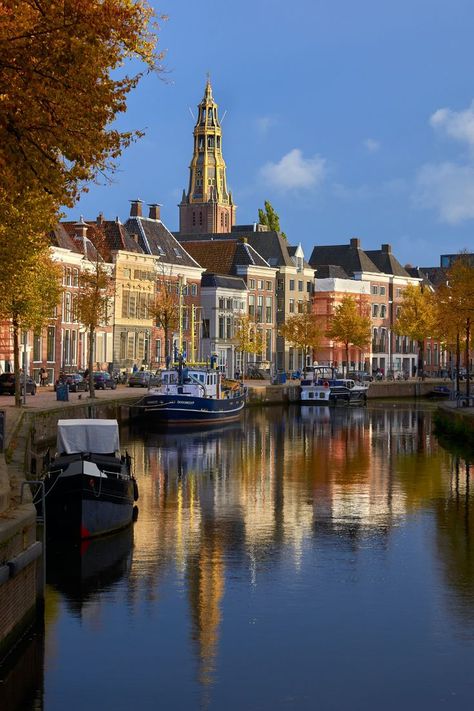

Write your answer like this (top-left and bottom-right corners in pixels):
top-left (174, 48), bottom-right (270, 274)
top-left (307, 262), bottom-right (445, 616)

top-left (4, 405), bottom-right (474, 710)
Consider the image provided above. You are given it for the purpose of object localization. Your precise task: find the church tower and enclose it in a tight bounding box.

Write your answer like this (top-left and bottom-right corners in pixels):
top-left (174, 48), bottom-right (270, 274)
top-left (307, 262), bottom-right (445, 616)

top-left (179, 78), bottom-right (236, 234)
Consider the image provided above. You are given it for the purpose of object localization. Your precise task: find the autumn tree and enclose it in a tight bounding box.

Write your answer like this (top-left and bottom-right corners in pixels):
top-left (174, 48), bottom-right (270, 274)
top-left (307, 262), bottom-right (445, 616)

top-left (233, 314), bottom-right (264, 376)
top-left (0, 0), bottom-right (165, 253)
top-left (394, 284), bottom-right (435, 380)
top-left (75, 230), bottom-right (114, 398)
top-left (149, 273), bottom-right (179, 364)
top-left (258, 201), bottom-right (287, 240)
top-left (326, 295), bottom-right (371, 375)
top-left (0, 249), bottom-right (62, 406)
top-left (279, 312), bottom-right (324, 375)
top-left (435, 254), bottom-right (474, 396)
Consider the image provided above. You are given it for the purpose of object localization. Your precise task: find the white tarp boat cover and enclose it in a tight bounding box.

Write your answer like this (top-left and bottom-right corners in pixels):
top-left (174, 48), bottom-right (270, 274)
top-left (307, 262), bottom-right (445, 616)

top-left (57, 419), bottom-right (120, 454)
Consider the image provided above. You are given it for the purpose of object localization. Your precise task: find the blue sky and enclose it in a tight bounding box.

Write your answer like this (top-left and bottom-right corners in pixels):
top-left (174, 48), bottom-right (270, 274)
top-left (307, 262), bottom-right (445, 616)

top-left (66, 0), bottom-right (474, 267)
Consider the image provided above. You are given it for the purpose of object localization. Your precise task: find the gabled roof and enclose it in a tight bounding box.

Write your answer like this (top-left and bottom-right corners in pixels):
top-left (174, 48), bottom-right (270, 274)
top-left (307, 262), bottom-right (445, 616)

top-left (183, 239), bottom-right (271, 276)
top-left (365, 247), bottom-right (410, 278)
top-left (244, 231), bottom-right (294, 267)
top-left (418, 266), bottom-right (447, 288)
top-left (127, 217), bottom-right (201, 268)
top-left (309, 241), bottom-right (380, 275)
top-left (61, 218), bottom-right (143, 258)
top-left (201, 273), bottom-right (248, 290)
top-left (50, 224), bottom-right (81, 253)
top-left (315, 264), bottom-right (350, 279)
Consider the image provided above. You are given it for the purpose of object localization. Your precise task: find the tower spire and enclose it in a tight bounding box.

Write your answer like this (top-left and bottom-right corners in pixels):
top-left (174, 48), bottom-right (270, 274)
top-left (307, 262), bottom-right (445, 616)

top-left (178, 79), bottom-right (236, 234)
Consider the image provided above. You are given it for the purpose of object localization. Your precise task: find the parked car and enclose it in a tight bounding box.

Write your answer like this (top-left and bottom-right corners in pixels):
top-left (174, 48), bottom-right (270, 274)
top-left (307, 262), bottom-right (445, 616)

top-left (347, 370), bottom-right (374, 383)
top-left (54, 373), bottom-right (88, 393)
top-left (0, 372), bottom-right (36, 396)
top-left (92, 371), bottom-right (117, 390)
top-left (128, 371), bottom-right (152, 388)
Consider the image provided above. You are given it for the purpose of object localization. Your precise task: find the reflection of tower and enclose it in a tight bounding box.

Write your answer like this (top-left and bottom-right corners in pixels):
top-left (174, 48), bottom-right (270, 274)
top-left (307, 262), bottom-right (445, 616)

top-left (187, 538), bottom-right (225, 687)
top-left (179, 78), bottom-right (236, 234)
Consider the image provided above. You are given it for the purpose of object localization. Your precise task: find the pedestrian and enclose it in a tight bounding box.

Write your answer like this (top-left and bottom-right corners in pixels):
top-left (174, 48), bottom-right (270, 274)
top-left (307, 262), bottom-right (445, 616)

top-left (133, 363), bottom-right (138, 373)
top-left (40, 367), bottom-right (48, 387)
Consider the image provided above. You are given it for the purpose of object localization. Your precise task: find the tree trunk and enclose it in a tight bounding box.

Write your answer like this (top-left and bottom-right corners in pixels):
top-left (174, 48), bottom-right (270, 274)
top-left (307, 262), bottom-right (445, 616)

top-left (456, 330), bottom-right (461, 393)
top-left (345, 343), bottom-right (349, 377)
top-left (164, 324), bottom-right (170, 361)
top-left (418, 340), bottom-right (425, 380)
top-left (466, 317), bottom-right (471, 399)
top-left (12, 319), bottom-right (21, 408)
top-left (88, 327), bottom-right (95, 399)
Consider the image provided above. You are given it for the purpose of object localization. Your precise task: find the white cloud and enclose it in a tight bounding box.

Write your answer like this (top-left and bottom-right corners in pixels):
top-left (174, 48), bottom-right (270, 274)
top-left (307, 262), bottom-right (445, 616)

top-left (364, 138), bottom-right (380, 153)
top-left (430, 102), bottom-right (474, 149)
top-left (260, 149), bottom-right (326, 191)
top-left (414, 161), bottom-right (474, 224)
top-left (255, 116), bottom-right (276, 135)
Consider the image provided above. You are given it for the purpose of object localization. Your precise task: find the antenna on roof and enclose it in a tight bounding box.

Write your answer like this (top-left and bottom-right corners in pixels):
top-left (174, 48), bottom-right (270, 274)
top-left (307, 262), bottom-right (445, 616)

top-left (221, 110), bottom-right (227, 123)
top-left (188, 107), bottom-right (196, 121)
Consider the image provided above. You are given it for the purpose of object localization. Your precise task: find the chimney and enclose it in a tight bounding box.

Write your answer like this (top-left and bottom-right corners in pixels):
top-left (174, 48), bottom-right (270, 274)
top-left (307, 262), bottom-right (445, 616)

top-left (131, 233), bottom-right (139, 244)
top-left (74, 215), bottom-right (88, 239)
top-left (148, 203), bottom-right (162, 220)
top-left (381, 243), bottom-right (392, 254)
top-left (129, 199), bottom-right (143, 217)
top-left (240, 236), bottom-right (248, 244)
top-left (350, 237), bottom-right (360, 249)
top-left (96, 212), bottom-right (104, 226)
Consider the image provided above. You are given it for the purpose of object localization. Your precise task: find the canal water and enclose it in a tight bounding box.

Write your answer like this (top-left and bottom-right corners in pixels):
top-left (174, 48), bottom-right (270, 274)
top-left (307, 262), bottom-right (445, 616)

top-left (2, 404), bottom-right (474, 710)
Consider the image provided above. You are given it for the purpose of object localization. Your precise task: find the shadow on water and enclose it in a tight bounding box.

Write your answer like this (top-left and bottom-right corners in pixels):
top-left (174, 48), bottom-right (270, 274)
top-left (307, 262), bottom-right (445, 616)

top-left (46, 524), bottom-right (134, 616)
top-left (0, 623), bottom-right (44, 711)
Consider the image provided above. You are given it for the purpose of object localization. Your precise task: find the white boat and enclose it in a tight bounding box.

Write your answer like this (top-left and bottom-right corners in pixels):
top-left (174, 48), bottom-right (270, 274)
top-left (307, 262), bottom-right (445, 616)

top-left (300, 368), bottom-right (369, 405)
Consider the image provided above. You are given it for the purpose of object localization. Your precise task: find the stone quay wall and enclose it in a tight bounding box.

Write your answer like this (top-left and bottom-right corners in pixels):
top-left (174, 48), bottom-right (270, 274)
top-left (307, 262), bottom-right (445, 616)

top-left (0, 395), bottom-right (137, 663)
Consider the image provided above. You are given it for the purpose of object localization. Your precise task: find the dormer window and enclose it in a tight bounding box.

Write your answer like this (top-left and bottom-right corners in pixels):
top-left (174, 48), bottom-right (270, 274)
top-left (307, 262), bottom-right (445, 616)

top-left (173, 247), bottom-right (182, 259)
top-left (157, 246), bottom-right (165, 256)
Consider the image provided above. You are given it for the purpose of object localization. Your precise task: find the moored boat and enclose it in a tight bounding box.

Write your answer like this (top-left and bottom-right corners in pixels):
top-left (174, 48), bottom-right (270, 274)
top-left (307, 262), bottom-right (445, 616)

top-left (299, 367), bottom-right (369, 405)
top-left (41, 419), bottom-right (138, 539)
top-left (131, 362), bottom-right (246, 424)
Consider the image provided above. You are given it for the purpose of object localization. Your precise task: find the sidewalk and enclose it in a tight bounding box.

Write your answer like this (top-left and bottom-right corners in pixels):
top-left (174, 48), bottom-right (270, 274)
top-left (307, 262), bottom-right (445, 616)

top-left (0, 385), bottom-right (141, 449)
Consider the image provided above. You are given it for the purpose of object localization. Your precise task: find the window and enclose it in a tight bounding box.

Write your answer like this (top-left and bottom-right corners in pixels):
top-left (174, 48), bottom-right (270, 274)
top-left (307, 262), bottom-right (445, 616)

top-left (289, 279), bottom-right (295, 291)
top-left (372, 304), bottom-right (379, 317)
top-left (307, 281), bottom-right (312, 293)
top-left (71, 330), bottom-right (77, 365)
top-left (155, 339), bottom-right (161, 363)
top-left (64, 292), bottom-right (71, 322)
top-left (298, 281), bottom-right (303, 292)
top-left (257, 280), bottom-right (263, 290)
top-left (257, 295), bottom-right (263, 322)
top-left (371, 285), bottom-right (379, 295)
top-left (73, 269), bottom-right (79, 287)
top-left (289, 298), bottom-right (295, 313)
top-left (226, 317), bottom-right (232, 339)
top-left (266, 281), bottom-right (272, 291)
top-left (173, 247), bottom-right (182, 259)
top-left (202, 320), bottom-right (210, 338)
top-left (218, 316), bottom-right (225, 339)
top-left (380, 304), bottom-right (386, 318)
top-left (227, 298), bottom-right (232, 310)
top-left (218, 297), bottom-right (225, 309)
top-left (265, 296), bottom-right (272, 323)
top-left (248, 295), bottom-right (255, 317)
top-left (396, 288), bottom-right (402, 297)
top-left (191, 284), bottom-right (197, 296)
top-left (380, 286), bottom-right (386, 295)
top-left (249, 279), bottom-right (255, 289)
top-left (47, 327), bottom-right (55, 362)
top-left (33, 333), bottom-right (41, 362)
top-left (277, 279), bottom-right (284, 291)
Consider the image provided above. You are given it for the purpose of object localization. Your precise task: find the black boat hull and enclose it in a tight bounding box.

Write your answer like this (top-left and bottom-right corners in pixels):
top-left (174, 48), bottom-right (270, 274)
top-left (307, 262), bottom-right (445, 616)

top-left (44, 473), bottom-right (135, 539)
top-left (131, 393), bottom-right (246, 424)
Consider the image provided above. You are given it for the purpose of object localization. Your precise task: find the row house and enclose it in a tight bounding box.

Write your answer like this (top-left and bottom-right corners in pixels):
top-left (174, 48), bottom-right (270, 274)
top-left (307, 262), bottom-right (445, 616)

top-left (310, 239), bottom-right (422, 376)
top-left (200, 273), bottom-right (248, 375)
top-left (232, 227), bottom-right (314, 372)
top-left (124, 200), bottom-right (204, 366)
top-left (179, 236), bottom-right (277, 376)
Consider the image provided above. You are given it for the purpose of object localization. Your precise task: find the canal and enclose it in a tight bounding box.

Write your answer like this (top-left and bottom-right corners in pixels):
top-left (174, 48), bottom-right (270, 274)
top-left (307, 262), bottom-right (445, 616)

top-left (2, 404), bottom-right (474, 710)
